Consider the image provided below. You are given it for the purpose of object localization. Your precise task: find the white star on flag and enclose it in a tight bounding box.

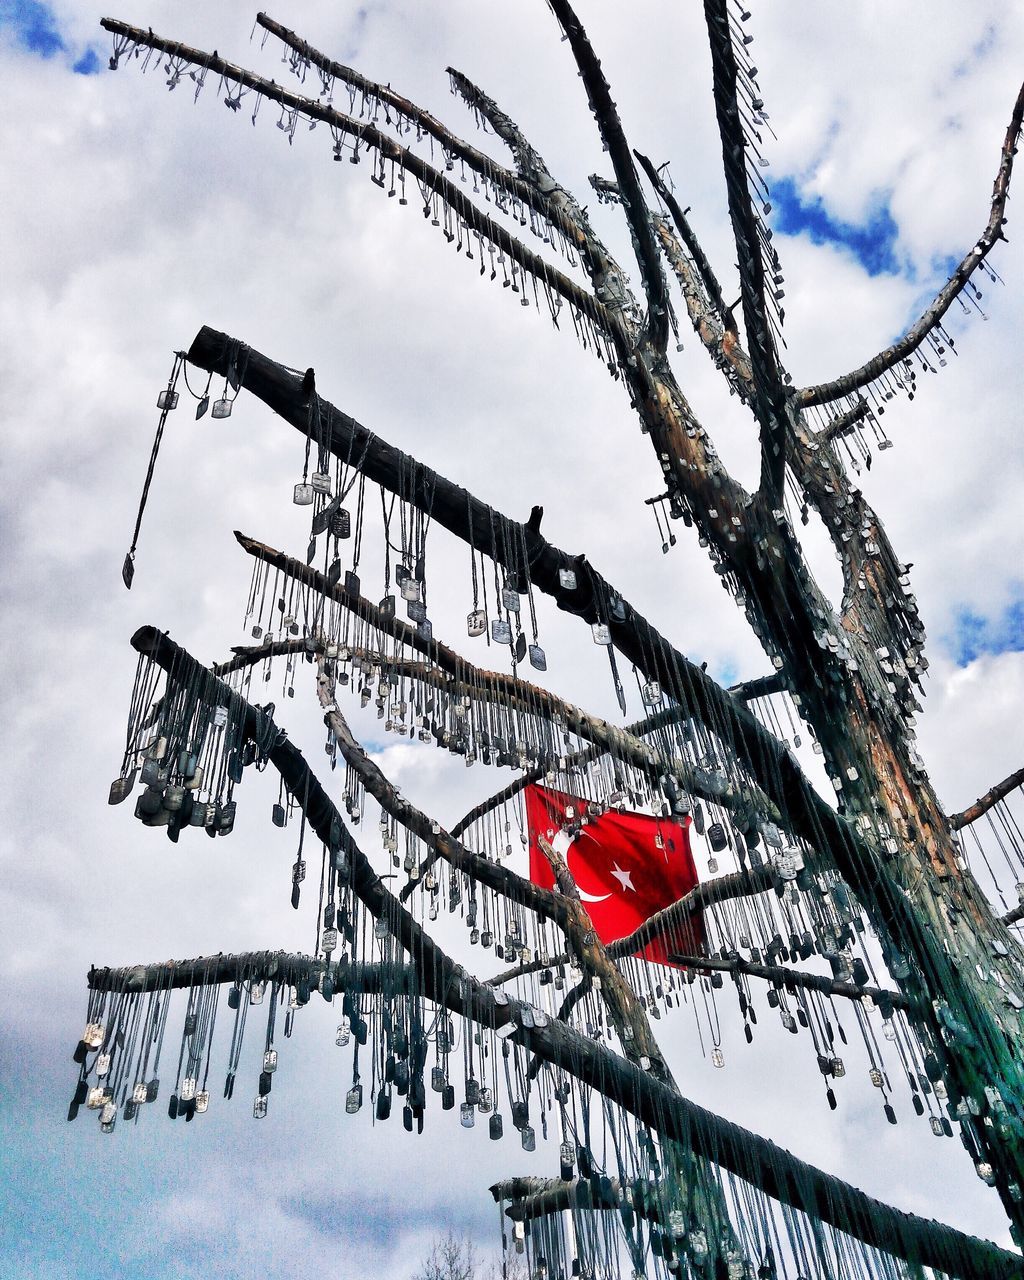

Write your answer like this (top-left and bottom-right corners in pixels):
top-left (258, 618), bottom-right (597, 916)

top-left (610, 864), bottom-right (634, 892)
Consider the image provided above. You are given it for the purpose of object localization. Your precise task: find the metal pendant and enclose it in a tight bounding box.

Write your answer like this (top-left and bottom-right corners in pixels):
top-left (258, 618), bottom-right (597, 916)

top-left (157, 389), bottom-right (178, 410)
top-left (501, 586), bottom-right (520, 613)
top-left (591, 622), bottom-right (611, 645)
top-left (467, 609), bottom-right (486, 638)
top-left (490, 619), bottom-right (512, 645)
top-left (293, 482), bottom-right (315, 507)
top-left (558, 566), bottom-right (577, 591)
top-left (211, 398), bottom-right (232, 419)
top-left (310, 471), bottom-right (332, 495)
top-left (108, 771), bottom-right (136, 805)
top-left (344, 570), bottom-right (361, 597)
top-left (528, 644), bottom-right (546, 671)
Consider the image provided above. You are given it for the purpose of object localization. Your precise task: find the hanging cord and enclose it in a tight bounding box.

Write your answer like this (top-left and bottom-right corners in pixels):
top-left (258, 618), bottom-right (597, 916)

top-left (122, 351), bottom-right (184, 588)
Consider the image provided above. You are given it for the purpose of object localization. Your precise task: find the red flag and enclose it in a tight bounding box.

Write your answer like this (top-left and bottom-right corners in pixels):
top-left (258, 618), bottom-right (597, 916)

top-left (526, 784), bottom-right (702, 964)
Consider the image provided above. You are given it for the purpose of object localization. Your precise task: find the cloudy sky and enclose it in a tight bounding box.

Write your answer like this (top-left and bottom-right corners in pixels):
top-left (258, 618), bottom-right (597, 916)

top-left (1, 1), bottom-right (1023, 1277)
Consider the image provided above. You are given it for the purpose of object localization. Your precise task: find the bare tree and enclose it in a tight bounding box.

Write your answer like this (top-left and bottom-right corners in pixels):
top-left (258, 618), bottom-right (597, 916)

top-left (74, 7), bottom-right (1024, 1280)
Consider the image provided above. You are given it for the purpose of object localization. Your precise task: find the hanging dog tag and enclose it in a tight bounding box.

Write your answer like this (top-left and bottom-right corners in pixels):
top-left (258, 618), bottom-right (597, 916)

top-left (591, 623), bottom-right (611, 645)
top-left (491, 618), bottom-right (512, 644)
top-left (501, 586), bottom-right (520, 613)
top-left (514, 632), bottom-right (527, 663)
top-left (344, 570), bottom-right (360, 597)
top-left (528, 644), bottom-right (547, 671)
top-left (211, 398), bottom-right (232, 419)
top-left (121, 552), bottom-right (135, 590)
top-left (558, 566), bottom-right (577, 591)
top-left (467, 609), bottom-right (486, 637)
top-left (157, 389), bottom-right (178, 410)
top-left (195, 394), bottom-right (209, 420)
top-left (330, 509), bottom-right (351, 539)
top-left (293, 482), bottom-right (315, 506)
top-left (108, 772), bottom-right (136, 805)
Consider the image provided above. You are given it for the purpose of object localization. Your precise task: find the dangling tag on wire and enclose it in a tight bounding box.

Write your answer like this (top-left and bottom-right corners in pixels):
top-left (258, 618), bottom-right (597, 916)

top-left (123, 352), bottom-right (184, 589)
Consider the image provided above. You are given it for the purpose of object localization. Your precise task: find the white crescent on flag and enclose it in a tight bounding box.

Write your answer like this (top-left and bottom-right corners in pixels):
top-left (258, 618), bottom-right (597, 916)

top-left (550, 828), bottom-right (612, 903)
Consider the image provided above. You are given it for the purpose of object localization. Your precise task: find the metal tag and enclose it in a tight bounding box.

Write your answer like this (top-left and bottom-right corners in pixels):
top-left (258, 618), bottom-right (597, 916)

top-left (108, 772), bottom-right (136, 805)
top-left (528, 644), bottom-right (546, 671)
top-left (490, 619), bottom-right (512, 645)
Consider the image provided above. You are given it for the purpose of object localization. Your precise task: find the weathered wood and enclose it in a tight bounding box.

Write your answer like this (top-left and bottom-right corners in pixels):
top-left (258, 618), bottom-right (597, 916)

top-left (950, 765), bottom-right (1024, 831)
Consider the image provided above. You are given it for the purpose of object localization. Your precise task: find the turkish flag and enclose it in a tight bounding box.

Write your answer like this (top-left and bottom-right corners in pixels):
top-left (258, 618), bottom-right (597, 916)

top-left (526, 784), bottom-right (702, 964)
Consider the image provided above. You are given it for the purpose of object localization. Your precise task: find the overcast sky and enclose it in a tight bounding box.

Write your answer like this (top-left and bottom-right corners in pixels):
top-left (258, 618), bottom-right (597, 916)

top-left (1, 2), bottom-right (1023, 1277)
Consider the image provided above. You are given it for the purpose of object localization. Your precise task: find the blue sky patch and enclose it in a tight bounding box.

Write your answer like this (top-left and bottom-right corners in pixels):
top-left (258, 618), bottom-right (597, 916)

top-left (769, 176), bottom-right (901, 277)
top-left (0, 0), bottom-right (65, 56)
top-left (1, 0), bottom-right (102, 72)
top-left (946, 593), bottom-right (1024, 666)
top-left (72, 46), bottom-right (100, 74)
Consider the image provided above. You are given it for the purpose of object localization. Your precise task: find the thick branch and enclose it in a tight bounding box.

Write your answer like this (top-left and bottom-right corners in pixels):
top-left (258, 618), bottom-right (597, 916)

top-left (126, 625), bottom-right (1017, 1280)
top-left (315, 678), bottom-right (568, 928)
top-left (702, 0), bottom-right (789, 498)
top-left (100, 20), bottom-right (613, 338)
top-left (535, 834), bottom-right (670, 1079)
top-left (546, 0), bottom-right (670, 349)
top-left (88, 954), bottom-right (409, 994)
top-left (798, 81), bottom-right (1024, 408)
top-left (950, 766), bottom-right (1024, 831)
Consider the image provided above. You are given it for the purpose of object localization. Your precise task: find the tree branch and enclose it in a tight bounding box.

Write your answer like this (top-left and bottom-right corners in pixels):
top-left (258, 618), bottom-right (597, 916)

top-left (702, 0), bottom-right (789, 500)
top-left (489, 865), bottom-right (772, 987)
top-left (100, 20), bottom-right (614, 339)
top-left (255, 13), bottom-right (584, 262)
top-left (818, 397), bottom-right (869, 448)
top-left (797, 80), bottom-right (1024, 409)
top-left (668, 951), bottom-right (911, 1012)
top-left (950, 765), bottom-right (1024, 831)
top-left (635, 151), bottom-right (731, 328)
top-left (235, 531), bottom-right (753, 823)
top-left (88, 954), bottom-right (411, 995)
top-left (314, 672), bottom-right (569, 928)
top-left (445, 66), bottom-right (642, 334)
top-left (546, 0), bottom-right (670, 350)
